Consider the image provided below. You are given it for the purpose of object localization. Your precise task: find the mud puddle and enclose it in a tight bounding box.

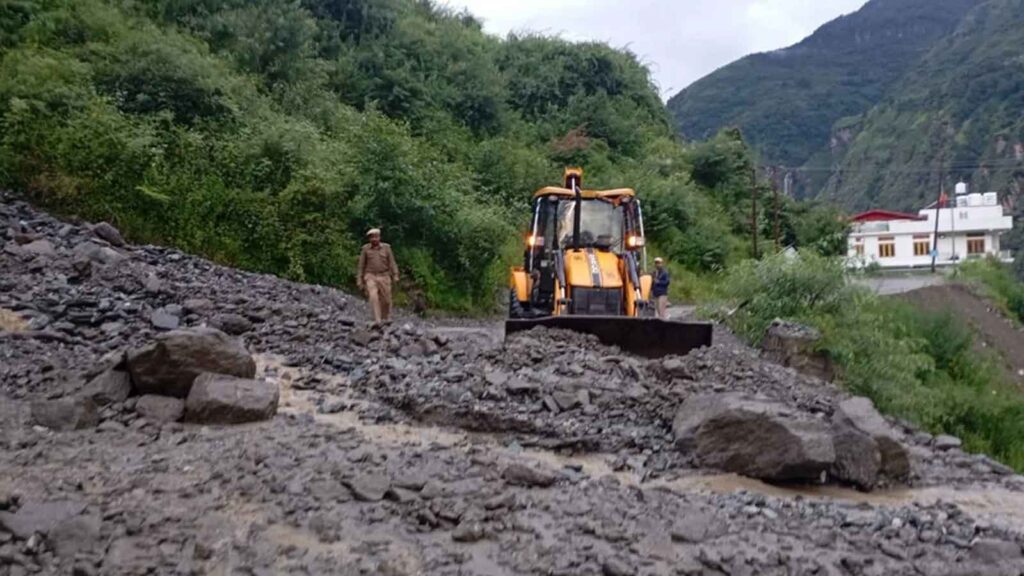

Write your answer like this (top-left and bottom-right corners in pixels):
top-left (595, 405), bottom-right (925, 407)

top-left (257, 354), bottom-right (1024, 534)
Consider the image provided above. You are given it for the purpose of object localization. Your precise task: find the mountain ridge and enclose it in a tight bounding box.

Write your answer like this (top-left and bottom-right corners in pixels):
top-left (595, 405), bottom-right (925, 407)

top-left (667, 0), bottom-right (983, 202)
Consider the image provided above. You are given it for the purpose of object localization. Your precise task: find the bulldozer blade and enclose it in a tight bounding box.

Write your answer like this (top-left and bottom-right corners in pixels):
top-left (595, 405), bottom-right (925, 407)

top-left (504, 316), bottom-right (713, 359)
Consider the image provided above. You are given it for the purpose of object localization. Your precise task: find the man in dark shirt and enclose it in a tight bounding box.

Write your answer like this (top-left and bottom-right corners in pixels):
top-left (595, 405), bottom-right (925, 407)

top-left (652, 257), bottom-right (670, 320)
top-left (357, 228), bottom-right (399, 324)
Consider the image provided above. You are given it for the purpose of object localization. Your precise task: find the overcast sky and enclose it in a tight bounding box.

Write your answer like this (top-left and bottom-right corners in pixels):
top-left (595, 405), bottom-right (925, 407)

top-left (448, 0), bottom-right (868, 99)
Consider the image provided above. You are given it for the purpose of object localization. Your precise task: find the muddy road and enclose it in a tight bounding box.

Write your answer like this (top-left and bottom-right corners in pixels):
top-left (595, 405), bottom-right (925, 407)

top-left (3, 193), bottom-right (1024, 575)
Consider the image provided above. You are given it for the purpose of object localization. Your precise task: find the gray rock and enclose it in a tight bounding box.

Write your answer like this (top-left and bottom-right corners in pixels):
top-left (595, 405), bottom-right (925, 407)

top-left (970, 538), bottom-right (1023, 564)
top-left (150, 309), bottom-right (180, 331)
top-left (351, 329), bottom-right (377, 346)
top-left (184, 372), bottom-right (278, 424)
top-left (673, 394), bottom-right (835, 482)
top-left (451, 521), bottom-right (486, 543)
top-left (0, 501), bottom-right (86, 539)
top-left (105, 537), bottom-right (158, 574)
top-left (832, 397), bottom-right (910, 487)
top-left (182, 298), bottom-right (213, 314)
top-left (72, 241), bottom-right (125, 266)
top-left (48, 514), bottom-right (101, 558)
top-left (80, 369), bottom-right (132, 406)
top-left (20, 240), bottom-right (55, 257)
top-left (91, 222), bottom-right (125, 247)
top-left (831, 427), bottom-right (881, 489)
top-left (135, 395), bottom-right (185, 423)
top-left (502, 463), bottom-right (557, 488)
top-left (142, 274), bottom-right (163, 294)
top-left (669, 510), bottom-right (723, 544)
top-left (934, 435), bottom-right (962, 451)
top-left (127, 327), bottom-right (256, 398)
top-left (344, 474), bottom-right (390, 502)
top-left (484, 371), bottom-right (509, 387)
top-left (505, 378), bottom-right (539, 394)
top-left (602, 558), bottom-right (635, 576)
top-left (209, 313), bottom-right (253, 336)
top-left (31, 397), bottom-right (99, 431)
top-left (661, 357), bottom-right (691, 379)
top-left (761, 319), bottom-right (833, 381)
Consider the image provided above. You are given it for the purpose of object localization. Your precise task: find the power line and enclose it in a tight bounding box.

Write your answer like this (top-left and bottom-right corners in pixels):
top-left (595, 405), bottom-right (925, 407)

top-left (760, 160), bottom-right (1024, 176)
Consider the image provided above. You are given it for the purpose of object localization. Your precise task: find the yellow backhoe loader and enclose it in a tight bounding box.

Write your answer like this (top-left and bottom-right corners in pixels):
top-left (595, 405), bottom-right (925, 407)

top-left (506, 168), bottom-right (712, 357)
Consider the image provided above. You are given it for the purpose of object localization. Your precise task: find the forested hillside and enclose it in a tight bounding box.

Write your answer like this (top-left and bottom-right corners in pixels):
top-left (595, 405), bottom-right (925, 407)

top-left (821, 0), bottom-right (1024, 214)
top-left (0, 0), bottom-right (769, 310)
top-left (667, 0), bottom-right (977, 186)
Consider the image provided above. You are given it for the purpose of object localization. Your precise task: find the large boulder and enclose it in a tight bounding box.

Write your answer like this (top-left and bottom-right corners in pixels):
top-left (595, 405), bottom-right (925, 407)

top-left (184, 373), bottom-right (279, 424)
top-left (833, 397), bottom-right (910, 485)
top-left (761, 319), bottom-right (834, 381)
top-left (126, 328), bottom-right (256, 398)
top-left (31, 397), bottom-right (99, 431)
top-left (673, 394), bottom-right (835, 482)
top-left (831, 426), bottom-right (882, 490)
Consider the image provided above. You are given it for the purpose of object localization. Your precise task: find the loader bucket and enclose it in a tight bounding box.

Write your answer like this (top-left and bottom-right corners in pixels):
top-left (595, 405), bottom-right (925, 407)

top-left (504, 316), bottom-right (713, 359)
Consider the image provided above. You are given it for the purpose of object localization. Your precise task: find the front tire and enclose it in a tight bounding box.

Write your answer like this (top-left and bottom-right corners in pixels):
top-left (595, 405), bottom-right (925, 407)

top-left (509, 289), bottom-right (526, 319)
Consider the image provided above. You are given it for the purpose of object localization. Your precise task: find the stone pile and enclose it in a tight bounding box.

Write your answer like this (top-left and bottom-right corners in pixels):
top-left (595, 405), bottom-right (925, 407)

top-left (34, 327), bottom-right (278, 428)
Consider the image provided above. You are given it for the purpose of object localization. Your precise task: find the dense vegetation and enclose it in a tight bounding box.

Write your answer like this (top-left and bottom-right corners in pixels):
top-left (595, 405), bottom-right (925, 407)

top-left (0, 0), bottom-right (848, 310)
top-left (667, 0), bottom-right (977, 196)
top-left (713, 253), bottom-right (1024, 471)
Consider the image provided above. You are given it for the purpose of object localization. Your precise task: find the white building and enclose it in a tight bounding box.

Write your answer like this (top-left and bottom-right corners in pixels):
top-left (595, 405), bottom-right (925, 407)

top-left (847, 188), bottom-right (1013, 269)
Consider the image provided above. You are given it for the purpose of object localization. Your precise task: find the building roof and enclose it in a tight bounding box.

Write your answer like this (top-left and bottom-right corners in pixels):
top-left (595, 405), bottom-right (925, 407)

top-left (850, 209), bottom-right (926, 223)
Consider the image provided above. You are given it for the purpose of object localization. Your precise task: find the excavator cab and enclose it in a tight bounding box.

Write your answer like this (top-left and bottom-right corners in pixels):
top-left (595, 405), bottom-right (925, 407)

top-left (507, 168), bottom-right (712, 358)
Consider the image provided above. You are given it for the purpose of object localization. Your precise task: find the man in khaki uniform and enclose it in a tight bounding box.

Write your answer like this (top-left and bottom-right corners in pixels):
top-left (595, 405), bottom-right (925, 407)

top-left (357, 228), bottom-right (399, 324)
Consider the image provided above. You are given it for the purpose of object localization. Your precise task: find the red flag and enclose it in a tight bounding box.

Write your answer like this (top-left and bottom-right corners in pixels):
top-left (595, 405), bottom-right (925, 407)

top-left (939, 192), bottom-right (949, 207)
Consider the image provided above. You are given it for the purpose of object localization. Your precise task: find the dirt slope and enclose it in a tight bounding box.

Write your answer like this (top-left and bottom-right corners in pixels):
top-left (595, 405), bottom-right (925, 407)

top-left (898, 284), bottom-right (1024, 387)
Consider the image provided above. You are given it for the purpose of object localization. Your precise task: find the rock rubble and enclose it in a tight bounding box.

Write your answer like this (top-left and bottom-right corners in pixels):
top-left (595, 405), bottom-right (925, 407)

top-left (3, 192), bottom-right (1024, 575)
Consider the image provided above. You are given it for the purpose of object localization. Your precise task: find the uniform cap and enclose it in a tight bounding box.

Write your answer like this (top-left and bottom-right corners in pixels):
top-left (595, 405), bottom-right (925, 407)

top-left (366, 228), bottom-right (381, 237)
top-left (654, 257), bottom-right (664, 263)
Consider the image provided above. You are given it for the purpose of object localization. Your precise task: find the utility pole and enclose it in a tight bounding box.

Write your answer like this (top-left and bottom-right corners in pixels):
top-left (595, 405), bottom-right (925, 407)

top-left (772, 171), bottom-right (781, 251)
top-left (751, 166), bottom-right (759, 259)
top-left (930, 159), bottom-right (945, 274)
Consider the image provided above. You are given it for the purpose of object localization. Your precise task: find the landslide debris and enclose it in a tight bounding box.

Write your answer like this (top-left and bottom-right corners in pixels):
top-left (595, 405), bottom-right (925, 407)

top-left (3, 193), bottom-right (1024, 575)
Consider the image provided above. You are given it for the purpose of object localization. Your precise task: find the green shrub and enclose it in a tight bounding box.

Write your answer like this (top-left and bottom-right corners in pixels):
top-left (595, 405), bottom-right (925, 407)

top-left (714, 252), bottom-right (1024, 471)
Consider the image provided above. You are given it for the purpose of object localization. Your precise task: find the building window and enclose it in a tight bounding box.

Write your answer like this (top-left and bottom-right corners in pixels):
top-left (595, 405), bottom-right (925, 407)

top-left (967, 234), bottom-right (986, 255)
top-left (914, 240), bottom-right (931, 256)
top-left (959, 211), bottom-right (969, 220)
top-left (879, 237), bottom-right (895, 258)
top-left (854, 244), bottom-right (864, 256)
